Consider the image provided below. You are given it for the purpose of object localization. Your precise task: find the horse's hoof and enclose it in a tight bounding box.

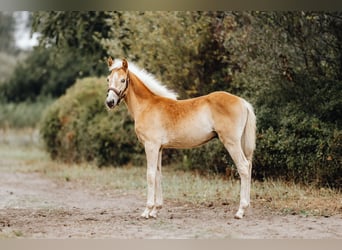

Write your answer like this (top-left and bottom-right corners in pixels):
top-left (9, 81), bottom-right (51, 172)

top-left (141, 208), bottom-right (150, 219)
top-left (141, 213), bottom-right (149, 219)
top-left (149, 209), bottom-right (158, 218)
top-left (234, 214), bottom-right (242, 219)
top-left (150, 206), bottom-right (161, 218)
top-left (234, 211), bottom-right (244, 219)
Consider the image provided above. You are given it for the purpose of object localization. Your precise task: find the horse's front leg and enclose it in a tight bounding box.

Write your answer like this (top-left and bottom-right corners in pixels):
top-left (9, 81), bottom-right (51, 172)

top-left (141, 142), bottom-right (161, 219)
top-left (148, 149), bottom-right (163, 218)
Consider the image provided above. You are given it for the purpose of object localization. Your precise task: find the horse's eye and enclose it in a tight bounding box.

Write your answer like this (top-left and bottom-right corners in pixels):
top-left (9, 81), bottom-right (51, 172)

top-left (121, 79), bottom-right (126, 83)
top-left (107, 77), bottom-right (109, 82)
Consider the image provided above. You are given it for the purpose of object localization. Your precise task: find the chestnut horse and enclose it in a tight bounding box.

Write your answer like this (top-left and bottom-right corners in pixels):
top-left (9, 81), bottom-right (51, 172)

top-left (105, 58), bottom-right (256, 219)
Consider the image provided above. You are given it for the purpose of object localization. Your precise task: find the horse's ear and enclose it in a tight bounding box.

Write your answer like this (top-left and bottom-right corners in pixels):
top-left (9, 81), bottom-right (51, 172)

top-left (107, 57), bottom-right (113, 67)
top-left (122, 58), bottom-right (128, 71)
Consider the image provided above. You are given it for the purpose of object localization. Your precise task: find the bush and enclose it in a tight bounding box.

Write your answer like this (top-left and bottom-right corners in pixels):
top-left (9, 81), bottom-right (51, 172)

top-left (0, 52), bottom-right (17, 84)
top-left (179, 140), bottom-right (239, 178)
top-left (0, 98), bottom-right (53, 128)
top-left (40, 77), bottom-right (144, 166)
top-left (254, 109), bottom-right (341, 188)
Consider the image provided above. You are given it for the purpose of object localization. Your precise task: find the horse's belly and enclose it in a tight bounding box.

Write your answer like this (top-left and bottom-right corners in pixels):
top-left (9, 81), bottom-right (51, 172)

top-left (163, 128), bottom-right (217, 149)
top-left (161, 108), bottom-right (217, 148)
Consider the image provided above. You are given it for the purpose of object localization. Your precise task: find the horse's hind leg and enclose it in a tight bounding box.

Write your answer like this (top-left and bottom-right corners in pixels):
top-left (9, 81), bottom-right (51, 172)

top-left (242, 135), bottom-right (254, 207)
top-left (220, 138), bottom-right (250, 219)
top-left (246, 156), bottom-right (252, 206)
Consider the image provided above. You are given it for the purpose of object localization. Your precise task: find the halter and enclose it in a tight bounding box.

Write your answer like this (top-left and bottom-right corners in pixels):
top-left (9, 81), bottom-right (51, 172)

top-left (107, 71), bottom-right (130, 105)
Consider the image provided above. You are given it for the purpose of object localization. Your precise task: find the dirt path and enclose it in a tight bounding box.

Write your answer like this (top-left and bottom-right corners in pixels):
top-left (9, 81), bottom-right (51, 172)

top-left (0, 129), bottom-right (341, 238)
top-left (0, 169), bottom-right (341, 238)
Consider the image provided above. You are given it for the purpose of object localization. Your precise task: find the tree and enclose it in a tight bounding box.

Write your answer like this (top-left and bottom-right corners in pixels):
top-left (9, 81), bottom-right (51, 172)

top-left (0, 12), bottom-right (18, 85)
top-left (32, 11), bottom-right (113, 60)
top-left (235, 12), bottom-right (342, 186)
top-left (0, 12), bottom-right (16, 53)
top-left (101, 11), bottom-right (258, 98)
top-left (1, 11), bottom-right (113, 101)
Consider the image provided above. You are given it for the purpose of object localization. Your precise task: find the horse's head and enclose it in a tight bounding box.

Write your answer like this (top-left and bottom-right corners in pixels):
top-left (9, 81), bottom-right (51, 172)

top-left (106, 57), bottom-right (130, 109)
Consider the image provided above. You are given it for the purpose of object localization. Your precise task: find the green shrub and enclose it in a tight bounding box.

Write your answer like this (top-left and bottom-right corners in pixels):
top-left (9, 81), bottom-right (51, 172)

top-left (238, 71), bottom-right (341, 188)
top-left (254, 104), bottom-right (341, 188)
top-left (0, 52), bottom-right (17, 84)
top-left (0, 98), bottom-right (53, 128)
top-left (40, 77), bottom-right (144, 166)
top-left (179, 140), bottom-right (235, 176)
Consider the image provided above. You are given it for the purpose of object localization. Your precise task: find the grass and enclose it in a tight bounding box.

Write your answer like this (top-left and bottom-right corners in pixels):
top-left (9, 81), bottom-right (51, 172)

top-left (12, 230), bottom-right (24, 237)
top-left (0, 230), bottom-right (25, 239)
top-left (251, 180), bottom-right (342, 216)
top-left (1, 128), bottom-right (341, 217)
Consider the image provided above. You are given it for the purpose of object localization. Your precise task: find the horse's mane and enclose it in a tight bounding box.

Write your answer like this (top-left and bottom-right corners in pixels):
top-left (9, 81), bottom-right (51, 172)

top-left (110, 59), bottom-right (178, 100)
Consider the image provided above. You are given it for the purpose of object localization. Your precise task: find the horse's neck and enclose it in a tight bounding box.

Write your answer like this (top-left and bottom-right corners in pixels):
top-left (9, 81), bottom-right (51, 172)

top-left (124, 73), bottom-right (155, 119)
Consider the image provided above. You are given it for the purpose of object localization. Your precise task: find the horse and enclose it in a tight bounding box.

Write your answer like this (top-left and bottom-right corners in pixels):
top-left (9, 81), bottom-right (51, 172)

top-left (105, 58), bottom-right (256, 219)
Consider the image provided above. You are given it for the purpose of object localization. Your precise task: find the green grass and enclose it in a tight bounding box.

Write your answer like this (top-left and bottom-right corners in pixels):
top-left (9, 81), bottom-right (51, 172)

top-left (0, 230), bottom-right (24, 239)
top-left (24, 160), bottom-right (342, 216)
top-left (1, 128), bottom-right (341, 217)
top-left (40, 162), bottom-right (241, 204)
top-left (12, 230), bottom-right (24, 237)
top-left (251, 179), bottom-right (342, 216)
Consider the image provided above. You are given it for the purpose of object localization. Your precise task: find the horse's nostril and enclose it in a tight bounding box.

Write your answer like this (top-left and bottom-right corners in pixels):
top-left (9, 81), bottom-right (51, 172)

top-left (106, 99), bottom-right (115, 108)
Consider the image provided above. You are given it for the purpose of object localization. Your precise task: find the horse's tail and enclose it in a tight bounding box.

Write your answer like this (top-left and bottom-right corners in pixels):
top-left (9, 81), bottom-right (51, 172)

top-left (241, 100), bottom-right (256, 165)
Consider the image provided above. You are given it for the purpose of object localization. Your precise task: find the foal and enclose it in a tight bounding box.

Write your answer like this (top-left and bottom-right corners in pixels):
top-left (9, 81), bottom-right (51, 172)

top-left (105, 58), bottom-right (256, 219)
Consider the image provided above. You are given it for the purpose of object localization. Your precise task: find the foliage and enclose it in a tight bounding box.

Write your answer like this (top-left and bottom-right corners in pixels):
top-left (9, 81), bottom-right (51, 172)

top-left (0, 12), bottom-right (16, 53)
top-left (0, 52), bottom-right (17, 84)
top-left (36, 11), bottom-right (341, 188)
top-left (0, 12), bottom-right (23, 84)
top-left (248, 12), bottom-right (342, 187)
top-left (0, 12), bottom-right (110, 102)
top-left (32, 11), bottom-right (112, 59)
top-left (255, 111), bottom-right (341, 187)
top-left (102, 11), bottom-right (245, 98)
top-left (0, 98), bottom-right (53, 128)
top-left (40, 77), bottom-right (144, 166)
top-left (0, 46), bottom-right (107, 102)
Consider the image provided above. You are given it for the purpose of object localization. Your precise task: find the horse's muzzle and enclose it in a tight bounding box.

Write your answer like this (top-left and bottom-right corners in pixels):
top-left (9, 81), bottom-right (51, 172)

top-left (106, 99), bottom-right (116, 109)
top-left (106, 89), bottom-right (120, 109)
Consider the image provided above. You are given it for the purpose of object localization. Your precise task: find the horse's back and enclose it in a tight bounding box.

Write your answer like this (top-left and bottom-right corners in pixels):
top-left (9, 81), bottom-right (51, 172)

top-left (207, 91), bottom-right (243, 104)
top-left (155, 91), bottom-right (246, 127)
top-left (206, 91), bottom-right (247, 116)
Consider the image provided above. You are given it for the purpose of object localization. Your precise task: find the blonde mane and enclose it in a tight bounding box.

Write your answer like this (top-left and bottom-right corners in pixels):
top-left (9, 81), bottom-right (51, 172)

top-left (110, 59), bottom-right (178, 100)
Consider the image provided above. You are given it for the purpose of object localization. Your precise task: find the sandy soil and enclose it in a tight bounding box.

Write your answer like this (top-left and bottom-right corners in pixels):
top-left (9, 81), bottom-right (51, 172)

top-left (0, 169), bottom-right (341, 239)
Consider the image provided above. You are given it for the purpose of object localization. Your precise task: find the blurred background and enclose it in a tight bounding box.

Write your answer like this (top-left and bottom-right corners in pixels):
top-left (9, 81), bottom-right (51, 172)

top-left (0, 11), bottom-right (341, 188)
